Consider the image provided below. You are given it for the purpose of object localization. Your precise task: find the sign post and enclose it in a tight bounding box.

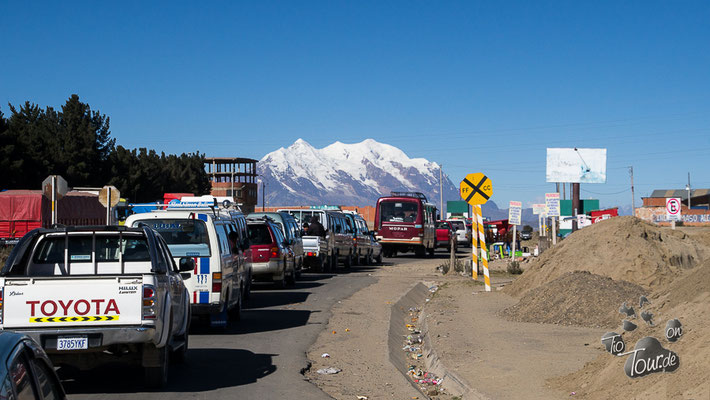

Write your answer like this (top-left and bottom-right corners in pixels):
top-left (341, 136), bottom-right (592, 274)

top-left (42, 175), bottom-right (68, 226)
top-left (99, 186), bottom-right (121, 225)
top-left (460, 173), bottom-right (493, 291)
top-left (545, 193), bottom-right (560, 245)
top-left (666, 198), bottom-right (681, 229)
top-left (508, 201), bottom-right (522, 259)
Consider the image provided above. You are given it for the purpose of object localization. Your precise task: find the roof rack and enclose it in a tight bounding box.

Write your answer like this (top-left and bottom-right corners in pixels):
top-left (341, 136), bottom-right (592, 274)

top-left (390, 191), bottom-right (428, 202)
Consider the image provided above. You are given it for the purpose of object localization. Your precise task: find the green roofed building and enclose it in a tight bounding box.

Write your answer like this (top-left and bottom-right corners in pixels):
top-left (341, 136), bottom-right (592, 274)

top-left (446, 200), bottom-right (469, 219)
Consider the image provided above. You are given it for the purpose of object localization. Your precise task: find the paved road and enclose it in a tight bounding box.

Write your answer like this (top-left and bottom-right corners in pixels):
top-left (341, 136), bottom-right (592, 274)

top-left (64, 249), bottom-right (464, 399)
top-left (65, 266), bottom-right (378, 399)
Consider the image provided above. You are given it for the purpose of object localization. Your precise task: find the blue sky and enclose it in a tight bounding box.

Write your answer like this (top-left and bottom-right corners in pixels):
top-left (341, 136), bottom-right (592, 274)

top-left (2, 1), bottom-right (709, 210)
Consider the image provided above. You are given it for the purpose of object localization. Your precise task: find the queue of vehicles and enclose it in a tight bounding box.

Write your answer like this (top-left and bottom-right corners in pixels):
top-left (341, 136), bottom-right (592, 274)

top-left (0, 197), bottom-right (386, 394)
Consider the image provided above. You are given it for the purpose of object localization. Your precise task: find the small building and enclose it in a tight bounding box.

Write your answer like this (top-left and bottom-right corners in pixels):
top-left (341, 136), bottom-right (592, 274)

top-left (204, 157), bottom-right (258, 213)
top-left (446, 200), bottom-right (470, 220)
top-left (636, 189), bottom-right (710, 226)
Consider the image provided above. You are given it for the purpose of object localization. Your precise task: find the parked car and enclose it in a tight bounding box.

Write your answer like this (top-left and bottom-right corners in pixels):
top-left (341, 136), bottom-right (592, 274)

top-left (1, 225), bottom-right (191, 388)
top-left (248, 212), bottom-right (304, 277)
top-left (247, 217), bottom-right (296, 288)
top-left (436, 220), bottom-right (457, 252)
top-left (342, 211), bottom-right (373, 265)
top-left (126, 205), bottom-right (251, 327)
top-left (446, 219), bottom-right (469, 247)
top-left (520, 226), bottom-right (533, 240)
top-left (0, 331), bottom-right (67, 399)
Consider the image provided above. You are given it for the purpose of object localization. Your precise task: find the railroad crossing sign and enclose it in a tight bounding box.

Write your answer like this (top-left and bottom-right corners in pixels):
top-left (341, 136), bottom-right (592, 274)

top-left (666, 198), bottom-right (681, 221)
top-left (460, 173), bottom-right (493, 205)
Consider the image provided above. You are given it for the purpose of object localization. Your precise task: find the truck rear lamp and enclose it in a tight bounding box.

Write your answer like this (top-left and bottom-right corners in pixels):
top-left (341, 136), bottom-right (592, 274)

top-left (307, 251), bottom-right (315, 257)
top-left (270, 247), bottom-right (280, 259)
top-left (142, 284), bottom-right (156, 321)
top-left (212, 272), bottom-right (222, 281)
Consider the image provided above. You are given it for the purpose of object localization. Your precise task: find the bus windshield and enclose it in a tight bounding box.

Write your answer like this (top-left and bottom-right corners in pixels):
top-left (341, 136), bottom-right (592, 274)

top-left (136, 219), bottom-right (211, 257)
top-left (380, 200), bottom-right (420, 224)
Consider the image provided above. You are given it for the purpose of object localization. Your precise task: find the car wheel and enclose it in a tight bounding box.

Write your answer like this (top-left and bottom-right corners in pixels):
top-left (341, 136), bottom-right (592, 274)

top-left (344, 252), bottom-right (352, 269)
top-left (286, 264), bottom-right (296, 286)
top-left (295, 259), bottom-right (302, 279)
top-left (144, 345), bottom-right (169, 389)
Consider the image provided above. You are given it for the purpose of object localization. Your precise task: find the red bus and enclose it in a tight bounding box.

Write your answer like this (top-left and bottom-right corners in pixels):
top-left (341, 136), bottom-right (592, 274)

top-left (374, 192), bottom-right (437, 257)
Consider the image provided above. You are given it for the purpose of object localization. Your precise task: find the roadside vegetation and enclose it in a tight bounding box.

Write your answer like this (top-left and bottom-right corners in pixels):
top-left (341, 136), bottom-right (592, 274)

top-left (0, 95), bottom-right (210, 201)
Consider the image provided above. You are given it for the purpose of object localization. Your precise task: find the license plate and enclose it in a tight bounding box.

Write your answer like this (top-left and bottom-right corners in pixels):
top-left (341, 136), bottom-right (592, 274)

top-left (57, 336), bottom-right (88, 351)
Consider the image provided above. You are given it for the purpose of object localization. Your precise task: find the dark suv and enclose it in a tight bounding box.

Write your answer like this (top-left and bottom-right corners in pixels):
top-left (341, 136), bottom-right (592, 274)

top-left (0, 331), bottom-right (66, 399)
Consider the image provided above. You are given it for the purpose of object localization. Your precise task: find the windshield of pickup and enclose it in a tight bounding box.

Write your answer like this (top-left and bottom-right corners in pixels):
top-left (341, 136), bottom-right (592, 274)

top-left (33, 235), bottom-right (151, 263)
top-left (136, 219), bottom-right (211, 257)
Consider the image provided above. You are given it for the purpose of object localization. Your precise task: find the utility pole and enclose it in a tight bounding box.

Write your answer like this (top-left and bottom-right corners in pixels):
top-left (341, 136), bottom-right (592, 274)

top-left (629, 166), bottom-right (636, 216)
top-left (262, 180), bottom-right (266, 211)
top-left (439, 164), bottom-right (444, 220)
top-left (572, 183), bottom-right (580, 232)
top-left (687, 172), bottom-right (691, 209)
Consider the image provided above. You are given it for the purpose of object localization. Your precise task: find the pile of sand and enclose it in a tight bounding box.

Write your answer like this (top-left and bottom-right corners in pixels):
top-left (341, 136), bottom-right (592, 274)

top-left (550, 258), bottom-right (710, 398)
top-left (505, 216), bottom-right (708, 298)
top-left (500, 271), bottom-right (645, 329)
top-left (497, 216), bottom-right (710, 398)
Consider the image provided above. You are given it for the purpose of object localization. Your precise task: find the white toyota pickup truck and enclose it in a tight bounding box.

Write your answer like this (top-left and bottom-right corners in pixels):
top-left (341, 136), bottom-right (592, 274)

top-left (0, 225), bottom-right (192, 388)
top-left (302, 235), bottom-right (333, 272)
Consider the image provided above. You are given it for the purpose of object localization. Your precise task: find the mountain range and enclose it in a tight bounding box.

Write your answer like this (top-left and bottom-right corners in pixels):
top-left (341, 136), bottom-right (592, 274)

top-left (257, 138), bottom-right (510, 218)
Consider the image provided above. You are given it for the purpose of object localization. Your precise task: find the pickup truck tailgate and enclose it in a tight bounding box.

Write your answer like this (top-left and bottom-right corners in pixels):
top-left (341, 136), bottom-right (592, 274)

top-left (2, 276), bottom-right (144, 329)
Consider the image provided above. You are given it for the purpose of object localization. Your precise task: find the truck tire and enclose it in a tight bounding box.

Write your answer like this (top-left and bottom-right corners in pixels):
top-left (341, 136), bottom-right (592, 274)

top-left (171, 312), bottom-right (190, 364)
top-left (144, 346), bottom-right (169, 389)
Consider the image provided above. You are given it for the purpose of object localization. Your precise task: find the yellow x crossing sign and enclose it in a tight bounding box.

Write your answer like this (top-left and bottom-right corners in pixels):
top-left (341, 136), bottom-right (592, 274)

top-left (460, 173), bottom-right (493, 205)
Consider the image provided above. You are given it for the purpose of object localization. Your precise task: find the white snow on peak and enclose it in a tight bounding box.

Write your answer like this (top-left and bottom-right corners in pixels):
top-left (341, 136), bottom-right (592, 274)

top-left (260, 139), bottom-right (439, 191)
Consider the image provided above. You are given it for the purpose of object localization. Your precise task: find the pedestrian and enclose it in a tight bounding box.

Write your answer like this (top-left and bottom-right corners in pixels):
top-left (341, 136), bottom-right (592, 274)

top-left (302, 222), bottom-right (310, 235)
top-left (309, 215), bottom-right (326, 237)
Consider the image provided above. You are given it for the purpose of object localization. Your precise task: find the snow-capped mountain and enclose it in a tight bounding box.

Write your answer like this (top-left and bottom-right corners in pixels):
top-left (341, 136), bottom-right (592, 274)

top-left (257, 138), bottom-right (498, 212)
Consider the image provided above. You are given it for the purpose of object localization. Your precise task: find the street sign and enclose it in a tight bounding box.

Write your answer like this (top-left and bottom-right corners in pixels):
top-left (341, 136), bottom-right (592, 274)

top-left (532, 204), bottom-right (546, 215)
top-left (509, 201), bottom-right (522, 225)
top-left (545, 193), bottom-right (561, 217)
top-left (99, 186), bottom-right (121, 208)
top-left (42, 175), bottom-right (68, 200)
top-left (666, 198), bottom-right (681, 221)
top-left (460, 173), bottom-right (493, 205)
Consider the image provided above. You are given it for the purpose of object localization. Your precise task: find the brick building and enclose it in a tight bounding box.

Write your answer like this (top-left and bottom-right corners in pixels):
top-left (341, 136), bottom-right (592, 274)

top-left (636, 189), bottom-right (710, 226)
top-left (204, 157), bottom-right (258, 213)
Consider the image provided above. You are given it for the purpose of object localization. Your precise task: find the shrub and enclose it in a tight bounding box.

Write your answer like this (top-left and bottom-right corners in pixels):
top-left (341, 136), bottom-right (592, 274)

top-left (507, 260), bottom-right (523, 275)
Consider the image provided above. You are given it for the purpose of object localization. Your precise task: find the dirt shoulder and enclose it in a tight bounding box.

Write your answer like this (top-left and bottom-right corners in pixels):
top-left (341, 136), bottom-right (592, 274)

top-left (305, 254), bottom-right (600, 399)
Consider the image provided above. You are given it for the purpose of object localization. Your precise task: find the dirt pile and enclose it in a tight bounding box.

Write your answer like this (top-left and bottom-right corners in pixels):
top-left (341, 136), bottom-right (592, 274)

top-left (550, 257), bottom-right (710, 399)
top-left (505, 216), bottom-right (708, 297)
top-left (500, 271), bottom-right (645, 329)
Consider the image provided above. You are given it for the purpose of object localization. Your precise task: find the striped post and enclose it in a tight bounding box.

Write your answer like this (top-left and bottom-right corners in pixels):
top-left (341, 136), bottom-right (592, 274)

top-left (471, 206), bottom-right (479, 280)
top-left (476, 205), bottom-right (491, 291)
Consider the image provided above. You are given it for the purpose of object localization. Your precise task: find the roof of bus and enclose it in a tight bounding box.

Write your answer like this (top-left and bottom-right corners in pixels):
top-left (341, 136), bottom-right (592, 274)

top-left (377, 196), bottom-right (435, 206)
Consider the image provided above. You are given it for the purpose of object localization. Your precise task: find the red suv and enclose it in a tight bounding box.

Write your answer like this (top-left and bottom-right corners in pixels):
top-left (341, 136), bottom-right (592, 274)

top-left (247, 217), bottom-right (296, 288)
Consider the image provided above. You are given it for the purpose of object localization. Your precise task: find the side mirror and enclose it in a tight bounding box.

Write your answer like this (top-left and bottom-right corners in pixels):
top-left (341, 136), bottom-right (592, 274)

top-left (178, 257), bottom-right (195, 272)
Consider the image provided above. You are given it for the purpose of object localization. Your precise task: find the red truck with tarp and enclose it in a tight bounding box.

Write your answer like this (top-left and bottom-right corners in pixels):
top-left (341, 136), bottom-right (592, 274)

top-left (0, 190), bottom-right (105, 244)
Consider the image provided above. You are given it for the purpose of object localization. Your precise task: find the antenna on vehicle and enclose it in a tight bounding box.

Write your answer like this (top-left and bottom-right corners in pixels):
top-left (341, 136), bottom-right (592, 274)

top-left (210, 199), bottom-right (217, 217)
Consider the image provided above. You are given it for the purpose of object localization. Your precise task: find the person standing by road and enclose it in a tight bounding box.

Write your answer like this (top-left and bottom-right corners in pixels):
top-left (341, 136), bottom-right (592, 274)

top-left (308, 215), bottom-right (326, 237)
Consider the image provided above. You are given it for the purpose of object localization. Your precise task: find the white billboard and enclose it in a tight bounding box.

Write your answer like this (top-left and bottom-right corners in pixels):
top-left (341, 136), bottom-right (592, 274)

top-left (546, 148), bottom-right (607, 183)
